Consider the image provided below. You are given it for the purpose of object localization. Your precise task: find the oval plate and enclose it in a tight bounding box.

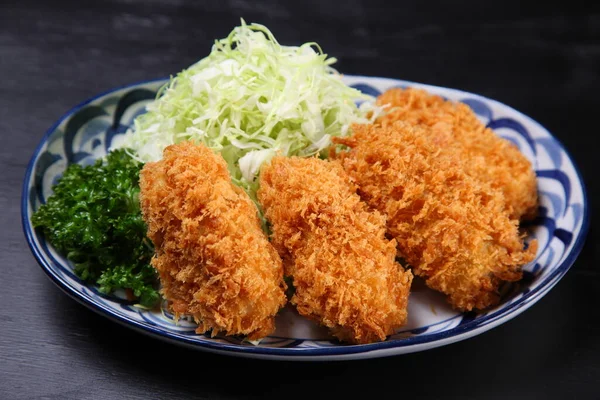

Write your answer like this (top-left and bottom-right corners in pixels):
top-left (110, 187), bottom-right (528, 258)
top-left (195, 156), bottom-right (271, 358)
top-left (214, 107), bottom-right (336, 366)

top-left (22, 75), bottom-right (589, 360)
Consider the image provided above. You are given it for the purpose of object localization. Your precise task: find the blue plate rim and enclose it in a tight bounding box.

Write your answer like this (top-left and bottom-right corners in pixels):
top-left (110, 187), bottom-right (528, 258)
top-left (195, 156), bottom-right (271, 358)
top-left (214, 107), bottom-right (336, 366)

top-left (21, 75), bottom-right (590, 359)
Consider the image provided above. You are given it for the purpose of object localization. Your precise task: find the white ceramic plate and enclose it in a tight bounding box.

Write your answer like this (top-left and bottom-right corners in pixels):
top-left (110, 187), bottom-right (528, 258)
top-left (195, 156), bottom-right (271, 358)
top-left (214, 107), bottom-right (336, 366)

top-left (22, 75), bottom-right (589, 360)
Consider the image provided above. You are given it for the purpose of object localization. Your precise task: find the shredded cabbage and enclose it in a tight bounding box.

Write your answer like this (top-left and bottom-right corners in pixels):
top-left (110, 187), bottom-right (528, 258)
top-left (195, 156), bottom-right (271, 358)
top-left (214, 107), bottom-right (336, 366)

top-left (117, 20), bottom-right (378, 196)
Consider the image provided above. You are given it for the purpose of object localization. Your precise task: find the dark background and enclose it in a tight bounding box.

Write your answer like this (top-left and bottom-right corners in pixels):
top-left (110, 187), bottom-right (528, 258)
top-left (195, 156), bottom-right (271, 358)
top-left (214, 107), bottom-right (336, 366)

top-left (1, 0), bottom-right (598, 398)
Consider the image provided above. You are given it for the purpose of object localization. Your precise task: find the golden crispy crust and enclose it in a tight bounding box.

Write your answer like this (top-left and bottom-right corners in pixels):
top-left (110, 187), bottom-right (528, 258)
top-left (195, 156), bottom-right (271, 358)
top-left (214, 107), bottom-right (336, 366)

top-left (258, 156), bottom-right (413, 344)
top-left (334, 123), bottom-right (537, 311)
top-left (139, 142), bottom-right (286, 340)
top-left (377, 88), bottom-right (538, 220)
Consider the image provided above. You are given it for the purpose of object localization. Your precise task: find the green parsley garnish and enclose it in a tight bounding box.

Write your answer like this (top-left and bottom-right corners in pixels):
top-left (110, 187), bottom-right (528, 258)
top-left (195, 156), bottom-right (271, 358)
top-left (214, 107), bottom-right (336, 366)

top-left (32, 149), bottom-right (159, 307)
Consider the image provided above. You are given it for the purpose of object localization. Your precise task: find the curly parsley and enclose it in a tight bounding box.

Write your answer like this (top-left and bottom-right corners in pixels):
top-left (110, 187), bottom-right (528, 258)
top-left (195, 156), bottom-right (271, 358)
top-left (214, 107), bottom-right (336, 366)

top-left (32, 149), bottom-right (159, 307)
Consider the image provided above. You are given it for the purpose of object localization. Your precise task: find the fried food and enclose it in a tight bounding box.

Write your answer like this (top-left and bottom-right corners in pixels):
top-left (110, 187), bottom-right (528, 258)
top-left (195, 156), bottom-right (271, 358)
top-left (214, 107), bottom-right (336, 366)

top-left (333, 123), bottom-right (537, 311)
top-left (139, 142), bottom-right (286, 340)
top-left (258, 156), bottom-right (413, 344)
top-left (377, 88), bottom-right (538, 220)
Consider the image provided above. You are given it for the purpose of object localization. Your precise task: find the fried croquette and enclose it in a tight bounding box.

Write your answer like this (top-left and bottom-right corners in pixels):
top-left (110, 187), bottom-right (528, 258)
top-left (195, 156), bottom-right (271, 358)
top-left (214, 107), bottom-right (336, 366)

top-left (333, 123), bottom-right (537, 311)
top-left (139, 142), bottom-right (286, 340)
top-left (377, 88), bottom-right (538, 220)
top-left (258, 156), bottom-right (413, 344)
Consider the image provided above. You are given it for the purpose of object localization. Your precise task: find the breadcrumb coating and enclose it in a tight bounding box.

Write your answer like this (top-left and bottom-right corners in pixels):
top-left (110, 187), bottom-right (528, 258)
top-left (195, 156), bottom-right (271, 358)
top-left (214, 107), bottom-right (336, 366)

top-left (139, 142), bottom-right (286, 340)
top-left (258, 156), bottom-right (413, 344)
top-left (377, 88), bottom-right (538, 220)
top-left (334, 123), bottom-right (537, 311)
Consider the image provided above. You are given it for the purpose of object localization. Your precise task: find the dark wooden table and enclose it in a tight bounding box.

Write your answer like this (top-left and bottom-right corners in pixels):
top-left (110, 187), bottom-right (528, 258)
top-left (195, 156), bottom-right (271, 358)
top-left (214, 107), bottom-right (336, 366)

top-left (2, 0), bottom-right (598, 398)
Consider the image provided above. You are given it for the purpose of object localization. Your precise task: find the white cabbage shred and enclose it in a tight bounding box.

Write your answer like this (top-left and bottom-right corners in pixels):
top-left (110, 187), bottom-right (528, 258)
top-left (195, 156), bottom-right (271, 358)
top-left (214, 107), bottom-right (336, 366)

top-left (117, 20), bottom-right (378, 197)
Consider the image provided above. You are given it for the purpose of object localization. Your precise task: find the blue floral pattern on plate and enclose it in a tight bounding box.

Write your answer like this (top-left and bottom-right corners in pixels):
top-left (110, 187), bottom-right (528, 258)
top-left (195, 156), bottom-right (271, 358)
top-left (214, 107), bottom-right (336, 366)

top-left (21, 76), bottom-right (589, 360)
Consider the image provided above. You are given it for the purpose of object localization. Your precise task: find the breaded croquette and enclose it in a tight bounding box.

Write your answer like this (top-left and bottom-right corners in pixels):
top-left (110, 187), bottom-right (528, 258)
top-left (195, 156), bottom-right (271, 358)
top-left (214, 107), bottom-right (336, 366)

top-left (333, 123), bottom-right (537, 311)
top-left (377, 88), bottom-right (538, 220)
top-left (139, 142), bottom-right (286, 340)
top-left (258, 156), bottom-right (413, 344)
